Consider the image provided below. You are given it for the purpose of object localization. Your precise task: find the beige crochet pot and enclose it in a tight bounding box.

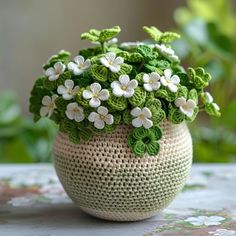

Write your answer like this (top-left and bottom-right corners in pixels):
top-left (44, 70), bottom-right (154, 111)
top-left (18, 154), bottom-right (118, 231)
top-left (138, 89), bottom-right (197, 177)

top-left (53, 120), bottom-right (192, 221)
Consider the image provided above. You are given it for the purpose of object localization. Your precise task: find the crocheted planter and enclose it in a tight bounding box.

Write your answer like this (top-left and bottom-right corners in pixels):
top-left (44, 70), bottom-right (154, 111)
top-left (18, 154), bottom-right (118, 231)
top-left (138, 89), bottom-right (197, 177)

top-left (53, 121), bottom-right (192, 221)
top-left (29, 25), bottom-right (220, 222)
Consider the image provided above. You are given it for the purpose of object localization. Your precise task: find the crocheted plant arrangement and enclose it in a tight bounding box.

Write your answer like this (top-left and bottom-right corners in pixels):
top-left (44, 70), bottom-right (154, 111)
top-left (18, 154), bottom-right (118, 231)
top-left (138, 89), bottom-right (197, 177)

top-left (29, 26), bottom-right (220, 157)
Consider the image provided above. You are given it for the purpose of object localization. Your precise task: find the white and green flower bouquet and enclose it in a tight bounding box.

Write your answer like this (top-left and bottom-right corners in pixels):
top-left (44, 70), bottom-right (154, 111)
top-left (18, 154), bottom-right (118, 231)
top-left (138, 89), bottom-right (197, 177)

top-left (29, 26), bottom-right (220, 157)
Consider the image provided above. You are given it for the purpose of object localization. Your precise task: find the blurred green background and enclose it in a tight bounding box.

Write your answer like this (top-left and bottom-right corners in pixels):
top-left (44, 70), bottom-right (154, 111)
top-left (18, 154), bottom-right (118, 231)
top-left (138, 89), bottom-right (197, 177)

top-left (0, 0), bottom-right (235, 163)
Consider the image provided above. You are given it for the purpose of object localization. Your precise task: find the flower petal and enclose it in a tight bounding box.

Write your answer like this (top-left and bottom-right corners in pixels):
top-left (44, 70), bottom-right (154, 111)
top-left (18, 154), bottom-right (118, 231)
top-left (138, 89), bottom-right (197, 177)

top-left (89, 97), bottom-right (101, 108)
top-left (90, 83), bottom-right (101, 94)
top-left (49, 75), bottom-right (59, 81)
top-left (64, 79), bottom-right (74, 89)
top-left (164, 69), bottom-right (172, 79)
top-left (106, 52), bottom-right (116, 62)
top-left (75, 112), bottom-right (85, 122)
top-left (175, 97), bottom-right (186, 107)
top-left (104, 114), bottom-right (114, 125)
top-left (131, 107), bottom-right (141, 117)
top-left (82, 90), bottom-right (93, 99)
top-left (160, 77), bottom-right (168, 86)
top-left (57, 85), bottom-right (67, 95)
top-left (119, 75), bottom-right (130, 85)
top-left (114, 56), bottom-right (124, 65)
top-left (143, 74), bottom-right (150, 83)
top-left (144, 83), bottom-right (153, 92)
top-left (171, 75), bottom-right (180, 84)
top-left (143, 118), bottom-right (153, 129)
top-left (42, 96), bottom-right (51, 105)
top-left (100, 57), bottom-right (110, 68)
top-left (54, 62), bottom-right (65, 73)
top-left (123, 89), bottom-right (134, 98)
top-left (142, 107), bottom-right (152, 118)
top-left (111, 80), bottom-right (120, 89)
top-left (97, 106), bottom-right (108, 116)
top-left (74, 55), bottom-right (84, 65)
top-left (65, 110), bottom-right (74, 120)
top-left (40, 107), bottom-right (49, 117)
top-left (186, 99), bottom-right (196, 109)
top-left (98, 89), bottom-right (109, 100)
top-left (88, 112), bottom-right (99, 122)
top-left (113, 86), bottom-right (124, 97)
top-left (150, 72), bottom-right (161, 81)
top-left (168, 83), bottom-right (178, 92)
top-left (83, 59), bottom-right (91, 69)
top-left (132, 118), bottom-right (142, 127)
top-left (63, 94), bottom-right (73, 100)
top-left (128, 79), bottom-right (138, 89)
top-left (45, 67), bottom-right (55, 77)
top-left (110, 64), bottom-right (120, 73)
top-left (94, 119), bottom-right (105, 129)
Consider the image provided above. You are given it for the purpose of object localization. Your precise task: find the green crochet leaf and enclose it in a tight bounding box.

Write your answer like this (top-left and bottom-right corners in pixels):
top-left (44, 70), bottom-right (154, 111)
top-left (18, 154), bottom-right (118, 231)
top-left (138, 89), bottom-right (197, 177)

top-left (188, 88), bottom-right (198, 104)
top-left (75, 88), bottom-right (90, 108)
top-left (43, 77), bottom-right (57, 90)
top-left (113, 113), bottom-right (121, 125)
top-left (133, 140), bottom-right (146, 157)
top-left (177, 85), bottom-right (188, 99)
top-left (74, 71), bottom-right (93, 87)
top-left (43, 50), bottom-right (71, 70)
top-left (78, 127), bottom-right (92, 141)
top-left (150, 126), bottom-right (163, 140)
top-left (156, 60), bottom-right (170, 70)
top-left (59, 119), bottom-right (74, 134)
top-left (107, 93), bottom-right (127, 111)
top-left (104, 124), bottom-right (117, 133)
top-left (79, 47), bottom-right (102, 59)
top-left (135, 45), bottom-right (154, 62)
top-left (108, 63), bottom-right (132, 82)
top-left (143, 26), bottom-right (180, 43)
top-left (150, 107), bottom-right (166, 125)
top-left (122, 109), bottom-right (132, 124)
top-left (168, 106), bottom-right (185, 124)
top-left (205, 103), bottom-right (221, 117)
top-left (188, 67), bottom-right (211, 89)
top-left (128, 87), bottom-right (146, 107)
top-left (55, 97), bottom-right (68, 112)
top-left (160, 32), bottom-right (180, 43)
top-left (128, 133), bottom-right (136, 148)
top-left (99, 26), bottom-right (121, 43)
top-left (69, 129), bottom-right (81, 143)
top-left (143, 26), bottom-right (162, 42)
top-left (146, 142), bottom-right (160, 156)
top-left (155, 88), bottom-right (177, 102)
top-left (132, 127), bottom-right (149, 140)
top-left (135, 73), bottom-right (145, 85)
top-left (90, 64), bottom-right (108, 82)
top-left (145, 98), bottom-right (162, 109)
top-left (81, 26), bottom-right (121, 43)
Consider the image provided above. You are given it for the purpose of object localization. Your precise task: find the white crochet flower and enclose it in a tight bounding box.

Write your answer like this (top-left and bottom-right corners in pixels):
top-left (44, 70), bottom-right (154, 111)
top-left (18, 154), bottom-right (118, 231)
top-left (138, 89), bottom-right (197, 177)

top-left (100, 52), bottom-right (124, 73)
top-left (68, 55), bottom-right (91, 75)
top-left (120, 41), bottom-right (145, 48)
top-left (143, 72), bottom-right (161, 92)
top-left (111, 75), bottom-right (138, 98)
top-left (131, 107), bottom-right (153, 129)
top-left (184, 216), bottom-right (225, 226)
top-left (160, 69), bottom-right (180, 93)
top-left (175, 96), bottom-right (196, 117)
top-left (155, 44), bottom-right (179, 62)
top-left (82, 83), bottom-right (109, 108)
top-left (57, 79), bottom-right (80, 100)
top-left (208, 229), bottom-right (236, 236)
top-left (65, 102), bottom-right (85, 122)
top-left (203, 92), bottom-right (220, 111)
top-left (40, 95), bottom-right (58, 117)
top-left (45, 62), bottom-right (66, 81)
top-left (88, 106), bottom-right (114, 129)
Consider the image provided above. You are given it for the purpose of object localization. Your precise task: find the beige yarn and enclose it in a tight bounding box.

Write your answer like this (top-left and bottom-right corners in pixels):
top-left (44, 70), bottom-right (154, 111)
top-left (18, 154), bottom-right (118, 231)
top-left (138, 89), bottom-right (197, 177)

top-left (53, 121), bottom-right (192, 221)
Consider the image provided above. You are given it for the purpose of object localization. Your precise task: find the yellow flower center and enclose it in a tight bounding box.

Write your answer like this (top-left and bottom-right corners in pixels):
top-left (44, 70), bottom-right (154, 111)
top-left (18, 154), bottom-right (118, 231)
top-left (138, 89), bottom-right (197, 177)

top-left (100, 115), bottom-right (105, 120)
top-left (139, 114), bottom-right (146, 120)
top-left (93, 93), bottom-right (98, 98)
top-left (121, 85), bottom-right (127, 90)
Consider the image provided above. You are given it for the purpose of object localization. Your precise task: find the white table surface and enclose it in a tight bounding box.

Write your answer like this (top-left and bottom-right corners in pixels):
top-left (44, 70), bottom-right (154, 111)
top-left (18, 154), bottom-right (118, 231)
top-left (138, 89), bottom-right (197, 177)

top-left (0, 164), bottom-right (236, 236)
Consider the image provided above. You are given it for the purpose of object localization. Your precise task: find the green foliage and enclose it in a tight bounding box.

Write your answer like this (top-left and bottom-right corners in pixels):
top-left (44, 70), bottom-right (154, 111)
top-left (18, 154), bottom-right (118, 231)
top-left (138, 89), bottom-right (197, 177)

top-left (173, 0), bottom-right (236, 162)
top-left (29, 25), bottom-right (220, 158)
top-left (0, 91), bottom-right (57, 163)
top-left (81, 26), bottom-right (121, 43)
